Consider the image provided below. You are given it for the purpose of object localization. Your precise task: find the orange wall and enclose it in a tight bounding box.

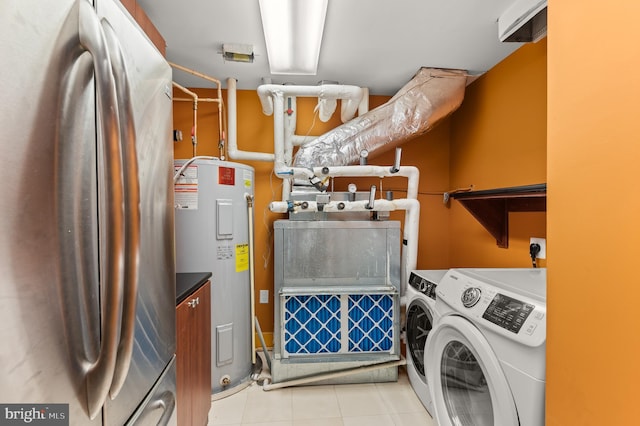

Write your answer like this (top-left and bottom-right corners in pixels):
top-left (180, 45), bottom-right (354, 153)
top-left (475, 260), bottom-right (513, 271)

top-left (449, 39), bottom-right (548, 267)
top-left (342, 118), bottom-right (453, 270)
top-left (171, 5), bottom-right (640, 420)
top-left (547, 1), bottom-right (640, 424)
top-left (172, 87), bottom-right (453, 341)
top-left (172, 41), bottom-right (547, 338)
top-left (173, 43), bottom-right (548, 351)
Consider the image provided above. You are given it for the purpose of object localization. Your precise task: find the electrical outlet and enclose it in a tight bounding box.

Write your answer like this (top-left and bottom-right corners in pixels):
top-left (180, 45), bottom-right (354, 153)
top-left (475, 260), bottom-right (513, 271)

top-left (530, 237), bottom-right (546, 259)
top-left (259, 290), bottom-right (269, 304)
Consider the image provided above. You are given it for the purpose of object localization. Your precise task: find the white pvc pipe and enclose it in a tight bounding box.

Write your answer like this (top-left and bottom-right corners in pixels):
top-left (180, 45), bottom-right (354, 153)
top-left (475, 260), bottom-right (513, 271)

top-left (257, 84), bottom-right (365, 123)
top-left (270, 199), bottom-right (403, 214)
top-left (287, 89), bottom-right (370, 148)
top-left (358, 87), bottom-right (370, 116)
top-left (262, 357), bottom-right (407, 391)
top-left (240, 82), bottom-right (370, 187)
top-left (269, 197), bottom-right (420, 299)
top-left (227, 78), bottom-right (275, 162)
top-left (272, 93), bottom-right (291, 201)
top-left (291, 134), bottom-right (314, 146)
top-left (270, 164), bottom-right (419, 297)
top-left (284, 96), bottom-right (297, 166)
top-left (226, 81), bottom-right (372, 180)
top-left (231, 80), bottom-right (419, 297)
top-left (274, 165), bottom-right (420, 200)
top-left (397, 198), bottom-right (420, 302)
top-left (317, 97), bottom-right (337, 123)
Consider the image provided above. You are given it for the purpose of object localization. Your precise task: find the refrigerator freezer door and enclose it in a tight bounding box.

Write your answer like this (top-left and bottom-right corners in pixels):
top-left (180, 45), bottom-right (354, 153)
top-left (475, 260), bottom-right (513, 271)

top-left (95, 0), bottom-right (176, 425)
top-left (125, 356), bottom-right (177, 426)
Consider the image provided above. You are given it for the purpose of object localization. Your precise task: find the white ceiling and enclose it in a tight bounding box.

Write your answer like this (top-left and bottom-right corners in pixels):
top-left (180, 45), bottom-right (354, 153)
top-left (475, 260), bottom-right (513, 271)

top-left (137, 0), bottom-right (524, 96)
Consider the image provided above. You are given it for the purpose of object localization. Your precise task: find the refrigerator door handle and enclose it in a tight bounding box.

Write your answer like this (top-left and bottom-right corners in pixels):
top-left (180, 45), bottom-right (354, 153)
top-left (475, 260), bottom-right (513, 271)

top-left (144, 390), bottom-right (176, 426)
top-left (101, 18), bottom-right (142, 400)
top-left (78, 0), bottom-right (126, 419)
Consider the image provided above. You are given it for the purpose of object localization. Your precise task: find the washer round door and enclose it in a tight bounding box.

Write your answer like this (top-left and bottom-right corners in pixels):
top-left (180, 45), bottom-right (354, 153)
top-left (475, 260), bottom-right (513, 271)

top-left (425, 315), bottom-right (519, 426)
top-left (406, 298), bottom-right (435, 379)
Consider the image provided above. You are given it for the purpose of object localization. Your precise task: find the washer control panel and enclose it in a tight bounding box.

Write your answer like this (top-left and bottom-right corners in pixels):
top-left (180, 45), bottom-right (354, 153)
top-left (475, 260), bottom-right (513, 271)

top-left (409, 270), bottom-right (448, 300)
top-left (482, 292), bottom-right (535, 334)
top-left (437, 268), bottom-right (546, 347)
top-left (461, 287), bottom-right (482, 308)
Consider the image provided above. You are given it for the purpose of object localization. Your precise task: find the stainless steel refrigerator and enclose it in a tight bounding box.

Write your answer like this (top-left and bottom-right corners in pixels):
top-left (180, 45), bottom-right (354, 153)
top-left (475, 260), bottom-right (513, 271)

top-left (0, 0), bottom-right (176, 424)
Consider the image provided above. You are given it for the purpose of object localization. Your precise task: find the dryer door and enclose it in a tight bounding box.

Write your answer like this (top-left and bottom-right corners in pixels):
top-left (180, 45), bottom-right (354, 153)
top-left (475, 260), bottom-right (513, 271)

top-left (425, 315), bottom-right (519, 426)
top-left (406, 298), bottom-right (434, 378)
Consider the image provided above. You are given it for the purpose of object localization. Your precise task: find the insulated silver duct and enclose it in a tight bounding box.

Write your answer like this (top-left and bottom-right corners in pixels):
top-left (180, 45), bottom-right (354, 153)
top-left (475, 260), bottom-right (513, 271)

top-left (293, 67), bottom-right (467, 168)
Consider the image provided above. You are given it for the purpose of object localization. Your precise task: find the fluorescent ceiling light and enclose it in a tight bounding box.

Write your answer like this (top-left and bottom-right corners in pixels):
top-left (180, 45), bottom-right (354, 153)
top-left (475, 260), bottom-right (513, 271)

top-left (258, 0), bottom-right (328, 75)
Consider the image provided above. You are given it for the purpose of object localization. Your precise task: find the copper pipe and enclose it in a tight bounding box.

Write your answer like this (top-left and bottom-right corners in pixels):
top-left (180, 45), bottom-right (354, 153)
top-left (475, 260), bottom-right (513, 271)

top-left (169, 62), bottom-right (225, 158)
top-left (172, 81), bottom-right (198, 156)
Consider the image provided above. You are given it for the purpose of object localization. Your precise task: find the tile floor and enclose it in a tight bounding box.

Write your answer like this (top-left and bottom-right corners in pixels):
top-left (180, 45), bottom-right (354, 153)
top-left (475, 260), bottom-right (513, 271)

top-left (208, 366), bottom-right (436, 426)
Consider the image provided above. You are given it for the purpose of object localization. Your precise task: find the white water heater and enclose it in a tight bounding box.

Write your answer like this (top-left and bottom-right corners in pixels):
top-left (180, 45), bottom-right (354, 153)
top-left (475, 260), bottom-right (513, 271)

top-left (174, 159), bottom-right (255, 394)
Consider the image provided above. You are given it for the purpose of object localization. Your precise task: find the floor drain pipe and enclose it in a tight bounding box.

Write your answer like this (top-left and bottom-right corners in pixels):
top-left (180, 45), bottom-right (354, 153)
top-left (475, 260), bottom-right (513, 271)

top-left (262, 357), bottom-right (407, 391)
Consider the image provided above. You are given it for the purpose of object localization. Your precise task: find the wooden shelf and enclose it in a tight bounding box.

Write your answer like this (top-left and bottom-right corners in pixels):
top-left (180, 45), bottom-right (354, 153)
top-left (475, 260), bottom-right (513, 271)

top-left (451, 184), bottom-right (546, 248)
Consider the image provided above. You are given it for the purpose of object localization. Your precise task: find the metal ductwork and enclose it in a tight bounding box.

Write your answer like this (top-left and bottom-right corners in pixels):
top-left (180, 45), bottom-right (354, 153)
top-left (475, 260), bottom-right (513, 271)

top-left (292, 67), bottom-right (467, 169)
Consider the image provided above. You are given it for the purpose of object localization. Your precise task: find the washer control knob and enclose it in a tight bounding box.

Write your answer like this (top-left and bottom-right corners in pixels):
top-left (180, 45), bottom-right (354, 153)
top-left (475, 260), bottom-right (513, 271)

top-left (462, 287), bottom-right (482, 308)
top-left (418, 279), bottom-right (427, 292)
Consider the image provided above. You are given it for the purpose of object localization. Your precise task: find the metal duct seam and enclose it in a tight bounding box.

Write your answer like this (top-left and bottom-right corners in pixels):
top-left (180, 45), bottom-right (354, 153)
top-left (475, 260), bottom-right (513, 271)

top-left (292, 67), bottom-right (467, 168)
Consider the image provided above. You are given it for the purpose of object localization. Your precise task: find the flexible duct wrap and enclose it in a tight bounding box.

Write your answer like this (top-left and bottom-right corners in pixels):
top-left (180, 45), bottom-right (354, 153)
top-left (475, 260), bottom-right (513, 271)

top-left (293, 67), bottom-right (467, 168)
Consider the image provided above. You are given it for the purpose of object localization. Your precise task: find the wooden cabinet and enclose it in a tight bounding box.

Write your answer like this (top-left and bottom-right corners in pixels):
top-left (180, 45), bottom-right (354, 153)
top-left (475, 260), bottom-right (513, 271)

top-left (120, 0), bottom-right (167, 55)
top-left (176, 281), bottom-right (211, 426)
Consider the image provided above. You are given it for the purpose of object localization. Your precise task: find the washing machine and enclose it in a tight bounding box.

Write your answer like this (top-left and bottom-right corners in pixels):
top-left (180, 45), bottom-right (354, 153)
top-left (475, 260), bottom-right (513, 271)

top-left (404, 269), bottom-right (448, 415)
top-left (425, 268), bottom-right (546, 426)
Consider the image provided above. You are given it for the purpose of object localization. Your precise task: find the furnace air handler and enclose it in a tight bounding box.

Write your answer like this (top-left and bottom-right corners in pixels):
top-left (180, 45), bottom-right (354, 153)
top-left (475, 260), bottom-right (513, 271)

top-left (272, 190), bottom-right (402, 384)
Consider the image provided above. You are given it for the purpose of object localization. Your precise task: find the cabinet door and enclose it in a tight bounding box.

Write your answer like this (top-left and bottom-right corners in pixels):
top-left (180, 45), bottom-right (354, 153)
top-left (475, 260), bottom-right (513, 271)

top-left (176, 281), bottom-right (212, 426)
top-left (192, 282), bottom-right (211, 426)
top-left (176, 294), bottom-right (193, 426)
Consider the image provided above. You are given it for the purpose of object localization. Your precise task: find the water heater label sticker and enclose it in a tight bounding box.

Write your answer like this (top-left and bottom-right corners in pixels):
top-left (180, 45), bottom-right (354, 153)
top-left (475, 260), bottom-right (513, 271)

top-left (217, 245), bottom-right (233, 260)
top-left (235, 243), bottom-right (249, 272)
top-left (174, 165), bottom-right (199, 209)
top-left (174, 189), bottom-right (198, 209)
top-left (174, 165), bottom-right (198, 184)
top-left (219, 166), bottom-right (235, 186)
top-left (244, 170), bottom-right (252, 189)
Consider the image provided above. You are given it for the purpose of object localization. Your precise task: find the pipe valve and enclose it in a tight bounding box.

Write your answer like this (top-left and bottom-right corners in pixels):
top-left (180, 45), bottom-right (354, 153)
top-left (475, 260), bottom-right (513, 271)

top-left (309, 176), bottom-right (327, 192)
top-left (360, 149), bottom-right (369, 165)
top-left (316, 194), bottom-right (330, 211)
top-left (348, 183), bottom-right (357, 202)
top-left (366, 185), bottom-right (377, 210)
top-left (390, 147), bottom-right (402, 173)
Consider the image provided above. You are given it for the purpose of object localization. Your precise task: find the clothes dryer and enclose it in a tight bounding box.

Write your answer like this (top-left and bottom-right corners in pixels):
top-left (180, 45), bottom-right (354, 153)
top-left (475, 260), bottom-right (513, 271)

top-left (404, 270), bottom-right (448, 415)
top-left (426, 268), bottom-right (546, 426)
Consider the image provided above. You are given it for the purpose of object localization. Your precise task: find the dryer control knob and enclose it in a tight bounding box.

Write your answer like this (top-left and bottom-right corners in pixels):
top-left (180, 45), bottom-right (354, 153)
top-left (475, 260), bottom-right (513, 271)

top-left (462, 287), bottom-right (482, 308)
